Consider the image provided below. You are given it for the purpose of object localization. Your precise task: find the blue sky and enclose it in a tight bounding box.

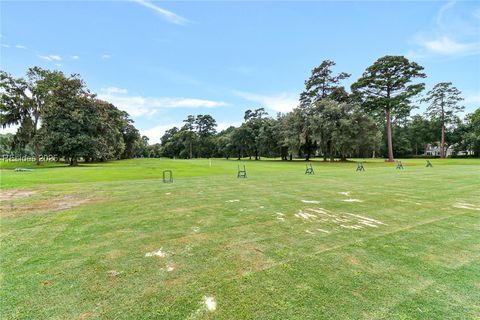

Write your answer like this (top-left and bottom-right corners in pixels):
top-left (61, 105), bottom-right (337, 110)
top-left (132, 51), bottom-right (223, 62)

top-left (1, 0), bottom-right (479, 142)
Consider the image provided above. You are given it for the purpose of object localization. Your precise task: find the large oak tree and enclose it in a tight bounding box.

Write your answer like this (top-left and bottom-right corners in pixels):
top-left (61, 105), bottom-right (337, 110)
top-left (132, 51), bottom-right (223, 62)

top-left (0, 67), bottom-right (65, 164)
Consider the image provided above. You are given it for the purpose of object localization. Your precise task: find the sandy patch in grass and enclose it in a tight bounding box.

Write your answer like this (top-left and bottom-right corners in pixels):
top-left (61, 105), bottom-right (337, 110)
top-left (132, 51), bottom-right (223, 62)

top-left (307, 208), bottom-right (336, 217)
top-left (204, 296), bottom-right (217, 312)
top-left (107, 270), bottom-right (121, 277)
top-left (275, 212), bottom-right (285, 221)
top-left (145, 248), bottom-right (166, 258)
top-left (342, 199), bottom-right (363, 203)
top-left (359, 220), bottom-right (379, 228)
top-left (51, 194), bottom-right (92, 211)
top-left (340, 224), bottom-right (363, 230)
top-left (293, 207), bottom-right (385, 233)
top-left (165, 192), bottom-right (171, 195)
top-left (342, 212), bottom-right (386, 225)
top-left (165, 262), bottom-right (175, 272)
top-left (453, 203), bottom-right (480, 211)
top-left (1, 192), bottom-right (93, 217)
top-left (302, 200), bottom-right (320, 204)
top-left (79, 312), bottom-right (93, 320)
top-left (295, 210), bottom-right (318, 221)
top-left (0, 189), bottom-right (36, 201)
top-left (192, 226), bottom-right (200, 233)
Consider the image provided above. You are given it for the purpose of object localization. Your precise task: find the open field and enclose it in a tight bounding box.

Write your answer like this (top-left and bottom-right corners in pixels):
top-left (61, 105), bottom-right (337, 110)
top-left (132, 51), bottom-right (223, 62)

top-left (1, 158), bottom-right (479, 319)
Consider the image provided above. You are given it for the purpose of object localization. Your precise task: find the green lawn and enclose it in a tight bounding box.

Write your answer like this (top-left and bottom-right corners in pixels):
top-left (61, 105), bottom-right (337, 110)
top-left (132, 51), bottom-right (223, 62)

top-left (1, 158), bottom-right (479, 319)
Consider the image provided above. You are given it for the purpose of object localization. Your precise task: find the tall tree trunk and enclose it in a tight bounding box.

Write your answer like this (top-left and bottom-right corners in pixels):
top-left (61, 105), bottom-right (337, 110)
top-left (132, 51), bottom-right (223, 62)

top-left (327, 140), bottom-right (334, 162)
top-left (440, 124), bottom-right (445, 158)
top-left (386, 109), bottom-right (394, 162)
top-left (33, 117), bottom-right (40, 165)
top-left (440, 109), bottom-right (446, 158)
top-left (34, 143), bottom-right (40, 165)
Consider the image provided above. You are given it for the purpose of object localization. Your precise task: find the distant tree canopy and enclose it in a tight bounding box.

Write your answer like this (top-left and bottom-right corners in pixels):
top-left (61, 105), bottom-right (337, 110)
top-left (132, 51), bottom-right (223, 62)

top-left (1, 68), bottom-right (144, 165)
top-left (158, 57), bottom-right (476, 160)
top-left (1, 57), bottom-right (478, 164)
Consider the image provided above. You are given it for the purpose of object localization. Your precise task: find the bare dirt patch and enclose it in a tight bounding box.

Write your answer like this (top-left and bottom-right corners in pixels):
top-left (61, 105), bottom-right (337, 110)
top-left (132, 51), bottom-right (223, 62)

top-left (145, 248), bottom-right (167, 258)
top-left (107, 270), bottom-right (121, 278)
top-left (204, 296), bottom-right (217, 312)
top-left (302, 200), bottom-right (320, 204)
top-left (295, 210), bottom-right (318, 221)
top-left (165, 262), bottom-right (176, 272)
top-left (79, 312), bottom-right (93, 320)
top-left (292, 206), bottom-right (385, 233)
top-left (342, 199), bottom-right (363, 203)
top-left (348, 256), bottom-right (360, 265)
top-left (453, 203), bottom-right (480, 211)
top-left (0, 189), bottom-right (36, 201)
top-left (1, 192), bottom-right (94, 217)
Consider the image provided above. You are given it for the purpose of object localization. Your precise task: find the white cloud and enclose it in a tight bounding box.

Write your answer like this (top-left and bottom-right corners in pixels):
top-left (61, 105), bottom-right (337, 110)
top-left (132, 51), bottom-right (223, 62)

top-left (39, 54), bottom-right (62, 61)
top-left (15, 44), bottom-right (26, 49)
top-left (102, 86), bottom-right (128, 95)
top-left (436, 1), bottom-right (456, 26)
top-left (2, 44), bottom-right (10, 48)
top-left (217, 121), bottom-right (241, 132)
top-left (132, 0), bottom-right (189, 25)
top-left (140, 121), bottom-right (240, 142)
top-left (408, 2), bottom-right (480, 58)
top-left (141, 124), bottom-right (178, 142)
top-left (101, 54), bottom-right (111, 59)
top-left (97, 87), bottom-right (228, 117)
top-left (71, 55), bottom-right (79, 60)
top-left (418, 36), bottom-right (480, 56)
top-left (233, 90), bottom-right (298, 113)
top-left (464, 93), bottom-right (480, 105)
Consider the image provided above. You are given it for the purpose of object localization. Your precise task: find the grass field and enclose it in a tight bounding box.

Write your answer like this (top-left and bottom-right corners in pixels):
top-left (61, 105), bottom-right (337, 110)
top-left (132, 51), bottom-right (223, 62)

top-left (1, 158), bottom-right (479, 319)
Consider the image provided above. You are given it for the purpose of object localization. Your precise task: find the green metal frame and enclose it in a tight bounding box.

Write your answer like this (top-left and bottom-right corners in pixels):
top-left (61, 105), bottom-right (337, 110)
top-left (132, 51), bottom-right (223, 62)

top-left (305, 163), bottom-right (315, 175)
top-left (356, 162), bottom-right (365, 172)
top-left (162, 170), bottom-right (173, 183)
top-left (237, 165), bottom-right (247, 178)
top-left (396, 161), bottom-right (404, 170)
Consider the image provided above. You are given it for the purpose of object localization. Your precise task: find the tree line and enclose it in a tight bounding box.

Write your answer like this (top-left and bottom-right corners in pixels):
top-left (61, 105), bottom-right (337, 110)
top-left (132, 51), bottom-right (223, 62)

top-left (1, 67), bottom-right (147, 165)
top-left (159, 57), bottom-right (478, 160)
top-left (1, 56), bottom-right (479, 165)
